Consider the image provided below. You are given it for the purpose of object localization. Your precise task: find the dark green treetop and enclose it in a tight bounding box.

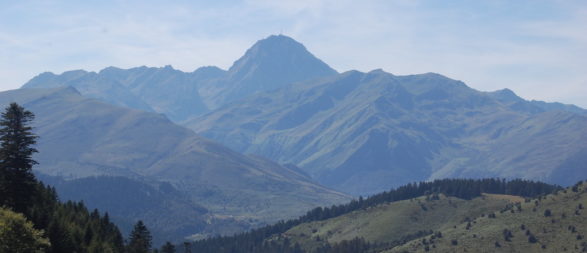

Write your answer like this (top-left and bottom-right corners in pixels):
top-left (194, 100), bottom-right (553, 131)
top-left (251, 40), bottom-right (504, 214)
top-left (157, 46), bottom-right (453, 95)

top-left (128, 220), bottom-right (152, 253)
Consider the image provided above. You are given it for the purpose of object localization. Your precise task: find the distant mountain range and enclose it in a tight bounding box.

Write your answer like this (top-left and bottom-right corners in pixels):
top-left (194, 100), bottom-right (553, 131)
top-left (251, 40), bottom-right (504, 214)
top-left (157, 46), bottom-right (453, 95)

top-left (22, 35), bottom-right (337, 122)
top-left (0, 87), bottom-right (349, 241)
top-left (17, 34), bottom-right (587, 221)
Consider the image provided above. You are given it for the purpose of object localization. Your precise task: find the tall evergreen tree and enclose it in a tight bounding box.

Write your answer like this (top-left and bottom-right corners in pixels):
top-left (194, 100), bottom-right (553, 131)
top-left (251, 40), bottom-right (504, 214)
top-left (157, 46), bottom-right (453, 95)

top-left (128, 220), bottom-right (152, 253)
top-left (0, 103), bottom-right (38, 214)
top-left (161, 241), bottom-right (176, 253)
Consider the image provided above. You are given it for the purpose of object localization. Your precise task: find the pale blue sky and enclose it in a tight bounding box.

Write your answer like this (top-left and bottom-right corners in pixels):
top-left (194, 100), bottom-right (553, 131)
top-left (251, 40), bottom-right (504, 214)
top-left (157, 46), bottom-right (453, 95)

top-left (1, 0), bottom-right (586, 107)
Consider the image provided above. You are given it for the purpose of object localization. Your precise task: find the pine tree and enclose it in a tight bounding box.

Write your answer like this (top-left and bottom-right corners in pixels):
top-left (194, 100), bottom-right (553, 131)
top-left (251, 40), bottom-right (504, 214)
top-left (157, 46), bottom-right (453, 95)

top-left (183, 242), bottom-right (191, 253)
top-left (128, 220), bottom-right (152, 253)
top-left (161, 241), bottom-right (176, 253)
top-left (0, 103), bottom-right (38, 214)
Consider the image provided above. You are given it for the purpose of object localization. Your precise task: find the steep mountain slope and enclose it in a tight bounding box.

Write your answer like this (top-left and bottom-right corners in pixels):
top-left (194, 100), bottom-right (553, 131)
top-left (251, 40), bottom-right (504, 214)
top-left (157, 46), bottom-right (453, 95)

top-left (97, 65), bottom-right (211, 121)
top-left (189, 70), bottom-right (587, 195)
top-left (21, 35), bottom-right (337, 121)
top-left (388, 181), bottom-right (587, 253)
top-left (0, 87), bottom-right (349, 238)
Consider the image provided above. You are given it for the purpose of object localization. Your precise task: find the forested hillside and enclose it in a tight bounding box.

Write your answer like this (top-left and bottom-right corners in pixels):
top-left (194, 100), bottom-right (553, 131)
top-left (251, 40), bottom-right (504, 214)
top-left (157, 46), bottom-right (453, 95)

top-left (189, 178), bottom-right (560, 253)
top-left (36, 174), bottom-right (215, 245)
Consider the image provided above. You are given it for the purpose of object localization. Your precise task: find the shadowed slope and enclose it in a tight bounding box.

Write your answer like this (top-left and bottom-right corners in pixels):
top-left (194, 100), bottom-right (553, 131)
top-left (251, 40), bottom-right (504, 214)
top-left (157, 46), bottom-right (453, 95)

top-left (0, 87), bottom-right (350, 239)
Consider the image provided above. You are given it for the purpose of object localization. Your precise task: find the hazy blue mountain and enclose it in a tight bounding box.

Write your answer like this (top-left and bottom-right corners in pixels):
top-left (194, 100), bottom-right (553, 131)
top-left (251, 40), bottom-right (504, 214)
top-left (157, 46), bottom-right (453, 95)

top-left (18, 34), bottom-right (585, 196)
top-left (197, 34), bottom-right (338, 108)
top-left (189, 70), bottom-right (587, 195)
top-left (190, 65), bottom-right (227, 86)
top-left (21, 35), bottom-right (337, 122)
top-left (24, 69), bottom-right (88, 87)
top-left (98, 65), bottom-right (210, 121)
top-left (529, 100), bottom-right (587, 114)
top-left (24, 70), bottom-right (154, 112)
top-left (487, 88), bottom-right (587, 114)
top-left (23, 66), bottom-right (210, 122)
top-left (0, 87), bottom-right (350, 239)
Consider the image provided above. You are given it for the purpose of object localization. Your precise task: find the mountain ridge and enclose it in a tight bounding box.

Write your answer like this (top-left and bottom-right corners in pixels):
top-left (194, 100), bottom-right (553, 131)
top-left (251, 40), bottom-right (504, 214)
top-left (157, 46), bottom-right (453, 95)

top-left (188, 69), bottom-right (587, 195)
top-left (21, 35), bottom-right (339, 122)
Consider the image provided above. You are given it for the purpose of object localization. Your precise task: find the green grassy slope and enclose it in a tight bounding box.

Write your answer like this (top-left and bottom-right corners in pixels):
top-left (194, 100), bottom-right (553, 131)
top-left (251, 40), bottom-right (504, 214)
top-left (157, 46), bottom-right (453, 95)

top-left (188, 179), bottom-right (560, 253)
top-left (387, 181), bottom-right (587, 253)
top-left (264, 181), bottom-right (586, 253)
top-left (278, 194), bottom-right (517, 252)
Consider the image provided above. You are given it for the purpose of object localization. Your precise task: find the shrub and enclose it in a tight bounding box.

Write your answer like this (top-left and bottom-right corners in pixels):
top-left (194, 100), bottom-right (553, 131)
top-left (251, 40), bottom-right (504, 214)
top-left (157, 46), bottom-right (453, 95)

top-left (503, 229), bottom-right (513, 241)
top-left (0, 208), bottom-right (50, 252)
top-left (528, 234), bottom-right (538, 243)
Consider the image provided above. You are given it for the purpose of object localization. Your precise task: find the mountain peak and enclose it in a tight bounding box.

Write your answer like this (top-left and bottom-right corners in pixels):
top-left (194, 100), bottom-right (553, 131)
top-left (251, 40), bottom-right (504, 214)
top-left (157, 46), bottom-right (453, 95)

top-left (229, 34), bottom-right (322, 73)
top-left (192, 66), bottom-right (226, 80)
top-left (495, 88), bottom-right (517, 97)
top-left (229, 34), bottom-right (337, 73)
top-left (249, 34), bottom-right (304, 52)
top-left (489, 88), bottom-right (524, 103)
top-left (221, 34), bottom-right (337, 101)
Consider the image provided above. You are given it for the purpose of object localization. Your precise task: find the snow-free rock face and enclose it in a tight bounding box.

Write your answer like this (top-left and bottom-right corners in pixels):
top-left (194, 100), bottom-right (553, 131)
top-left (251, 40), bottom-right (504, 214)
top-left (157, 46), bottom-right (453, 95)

top-left (189, 70), bottom-right (587, 195)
